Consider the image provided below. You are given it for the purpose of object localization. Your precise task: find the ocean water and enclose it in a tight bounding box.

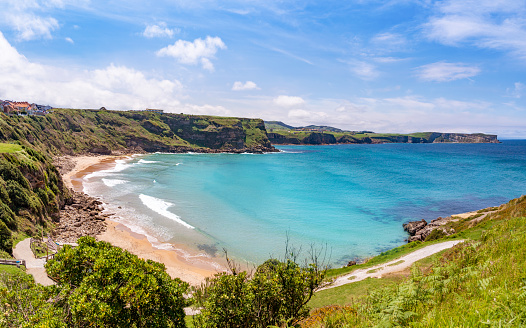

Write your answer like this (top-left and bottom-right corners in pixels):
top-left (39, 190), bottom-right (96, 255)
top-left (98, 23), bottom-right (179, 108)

top-left (83, 140), bottom-right (526, 266)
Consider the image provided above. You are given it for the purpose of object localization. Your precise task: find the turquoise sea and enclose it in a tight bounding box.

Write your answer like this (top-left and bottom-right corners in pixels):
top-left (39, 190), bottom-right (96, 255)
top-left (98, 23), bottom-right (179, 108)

top-left (83, 140), bottom-right (526, 266)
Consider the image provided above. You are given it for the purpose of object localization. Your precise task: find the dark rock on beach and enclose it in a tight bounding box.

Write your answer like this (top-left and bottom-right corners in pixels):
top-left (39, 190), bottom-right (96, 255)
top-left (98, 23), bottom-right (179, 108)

top-left (51, 191), bottom-right (108, 243)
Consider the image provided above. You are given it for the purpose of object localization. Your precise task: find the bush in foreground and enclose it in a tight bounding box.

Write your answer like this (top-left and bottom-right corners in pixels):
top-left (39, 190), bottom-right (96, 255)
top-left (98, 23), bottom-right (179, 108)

top-left (0, 236), bottom-right (189, 328)
top-left (192, 248), bottom-right (327, 328)
top-left (45, 236), bottom-right (189, 328)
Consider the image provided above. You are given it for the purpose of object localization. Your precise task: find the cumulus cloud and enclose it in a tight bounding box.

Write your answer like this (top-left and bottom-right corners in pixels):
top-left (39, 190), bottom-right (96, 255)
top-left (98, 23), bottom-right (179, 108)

top-left (415, 61), bottom-right (481, 82)
top-left (156, 36), bottom-right (226, 71)
top-left (273, 95), bottom-right (305, 108)
top-left (0, 0), bottom-right (81, 40)
top-left (65, 37), bottom-right (74, 44)
top-left (232, 81), bottom-right (260, 91)
top-left (424, 0), bottom-right (526, 59)
top-left (4, 14), bottom-right (59, 41)
top-left (142, 22), bottom-right (179, 38)
top-left (0, 31), bottom-right (184, 110)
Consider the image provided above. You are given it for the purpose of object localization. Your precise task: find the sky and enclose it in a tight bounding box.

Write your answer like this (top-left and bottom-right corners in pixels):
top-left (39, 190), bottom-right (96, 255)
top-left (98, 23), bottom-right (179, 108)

top-left (1, 0), bottom-right (525, 138)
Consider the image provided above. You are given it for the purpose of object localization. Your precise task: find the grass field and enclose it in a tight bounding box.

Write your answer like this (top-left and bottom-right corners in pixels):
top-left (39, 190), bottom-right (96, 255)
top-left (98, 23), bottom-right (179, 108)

top-left (0, 143), bottom-right (22, 153)
top-left (0, 264), bottom-right (25, 274)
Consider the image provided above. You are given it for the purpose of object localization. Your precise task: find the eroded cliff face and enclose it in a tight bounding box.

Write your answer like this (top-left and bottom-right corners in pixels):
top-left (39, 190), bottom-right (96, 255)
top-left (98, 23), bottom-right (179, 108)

top-left (0, 110), bottom-right (277, 155)
top-left (429, 133), bottom-right (500, 143)
top-left (268, 132), bottom-right (500, 145)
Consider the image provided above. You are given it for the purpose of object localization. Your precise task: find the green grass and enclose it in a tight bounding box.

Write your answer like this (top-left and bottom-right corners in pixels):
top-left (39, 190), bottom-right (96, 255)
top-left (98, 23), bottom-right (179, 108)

top-left (0, 143), bottom-right (23, 153)
top-left (326, 240), bottom-right (439, 278)
top-left (310, 276), bottom-right (406, 309)
top-left (387, 260), bottom-right (404, 266)
top-left (0, 264), bottom-right (25, 274)
top-left (306, 217), bottom-right (526, 327)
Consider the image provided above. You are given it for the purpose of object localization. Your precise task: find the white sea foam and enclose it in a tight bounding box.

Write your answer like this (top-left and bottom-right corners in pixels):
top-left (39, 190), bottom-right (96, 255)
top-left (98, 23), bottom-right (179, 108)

top-left (83, 158), bottom-right (133, 180)
top-left (139, 194), bottom-right (195, 229)
top-left (138, 159), bottom-right (158, 164)
top-left (101, 178), bottom-right (128, 187)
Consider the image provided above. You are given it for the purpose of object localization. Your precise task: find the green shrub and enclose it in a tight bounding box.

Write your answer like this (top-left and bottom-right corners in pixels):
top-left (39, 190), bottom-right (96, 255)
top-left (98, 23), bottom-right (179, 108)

top-left (6, 180), bottom-right (31, 211)
top-left (192, 254), bottom-right (326, 328)
top-left (0, 220), bottom-right (13, 254)
top-left (0, 201), bottom-right (16, 230)
top-left (45, 236), bottom-right (189, 328)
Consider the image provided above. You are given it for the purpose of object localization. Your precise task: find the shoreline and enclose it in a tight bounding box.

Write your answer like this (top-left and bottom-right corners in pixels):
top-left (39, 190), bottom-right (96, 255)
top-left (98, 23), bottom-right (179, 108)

top-left (64, 155), bottom-right (221, 286)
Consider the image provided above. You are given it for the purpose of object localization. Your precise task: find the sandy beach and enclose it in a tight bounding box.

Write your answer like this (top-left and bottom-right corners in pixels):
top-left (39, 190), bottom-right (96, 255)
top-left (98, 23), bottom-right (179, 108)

top-left (64, 155), bottom-right (220, 286)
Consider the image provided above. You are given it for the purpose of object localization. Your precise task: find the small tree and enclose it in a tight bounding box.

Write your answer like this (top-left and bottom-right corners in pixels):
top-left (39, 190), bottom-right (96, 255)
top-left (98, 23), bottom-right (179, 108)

top-left (45, 236), bottom-right (189, 328)
top-left (192, 246), bottom-right (327, 328)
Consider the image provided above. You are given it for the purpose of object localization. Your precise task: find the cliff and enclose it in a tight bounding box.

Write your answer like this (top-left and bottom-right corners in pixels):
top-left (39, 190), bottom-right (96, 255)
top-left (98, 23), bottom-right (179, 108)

top-left (267, 131), bottom-right (500, 145)
top-left (0, 109), bottom-right (276, 155)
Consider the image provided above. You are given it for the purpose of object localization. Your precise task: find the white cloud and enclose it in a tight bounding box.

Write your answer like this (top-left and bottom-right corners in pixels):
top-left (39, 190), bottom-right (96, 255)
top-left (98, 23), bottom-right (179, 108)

top-left (370, 32), bottom-right (408, 53)
top-left (0, 31), bottom-right (184, 110)
top-left (178, 103), bottom-right (231, 116)
top-left (288, 109), bottom-right (327, 121)
top-left (156, 36), bottom-right (226, 71)
top-left (0, 0), bottom-right (82, 40)
top-left (506, 82), bottom-right (525, 99)
top-left (424, 0), bottom-right (526, 58)
top-left (232, 81), bottom-right (260, 91)
top-left (384, 96), bottom-right (435, 111)
top-left (4, 13), bottom-right (59, 41)
top-left (142, 22), bottom-right (178, 38)
top-left (273, 95), bottom-right (305, 108)
top-left (65, 37), bottom-right (74, 44)
top-left (335, 101), bottom-right (368, 113)
top-left (345, 60), bottom-right (379, 81)
top-left (415, 61), bottom-right (481, 82)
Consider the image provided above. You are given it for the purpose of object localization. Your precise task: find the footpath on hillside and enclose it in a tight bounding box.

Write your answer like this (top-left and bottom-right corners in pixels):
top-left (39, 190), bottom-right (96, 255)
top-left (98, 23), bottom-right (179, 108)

top-left (322, 240), bottom-right (465, 290)
top-left (12, 238), bottom-right (55, 286)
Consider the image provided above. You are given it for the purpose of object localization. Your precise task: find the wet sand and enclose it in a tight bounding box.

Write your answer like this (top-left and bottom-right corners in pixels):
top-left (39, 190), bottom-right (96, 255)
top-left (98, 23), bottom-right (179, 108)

top-left (65, 155), bottom-right (220, 285)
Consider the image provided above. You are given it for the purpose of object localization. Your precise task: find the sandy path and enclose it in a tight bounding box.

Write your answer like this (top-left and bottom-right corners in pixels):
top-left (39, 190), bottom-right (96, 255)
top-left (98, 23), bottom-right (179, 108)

top-left (12, 238), bottom-right (55, 286)
top-left (322, 239), bottom-right (465, 290)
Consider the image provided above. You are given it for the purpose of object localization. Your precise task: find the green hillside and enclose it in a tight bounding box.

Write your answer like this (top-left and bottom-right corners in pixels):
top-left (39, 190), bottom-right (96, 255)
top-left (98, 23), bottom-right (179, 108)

top-left (0, 144), bottom-right (68, 255)
top-left (301, 196), bottom-right (526, 327)
top-left (0, 109), bottom-right (275, 155)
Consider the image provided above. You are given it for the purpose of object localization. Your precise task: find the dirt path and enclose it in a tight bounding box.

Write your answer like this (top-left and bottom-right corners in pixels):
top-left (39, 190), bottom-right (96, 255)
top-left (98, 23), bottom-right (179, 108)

top-left (322, 240), bottom-right (465, 290)
top-left (12, 238), bottom-right (55, 286)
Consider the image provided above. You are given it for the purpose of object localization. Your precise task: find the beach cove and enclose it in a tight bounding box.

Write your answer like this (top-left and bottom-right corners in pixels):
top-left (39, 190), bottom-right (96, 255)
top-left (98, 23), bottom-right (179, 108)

top-left (63, 155), bottom-right (222, 285)
top-left (61, 141), bottom-right (526, 282)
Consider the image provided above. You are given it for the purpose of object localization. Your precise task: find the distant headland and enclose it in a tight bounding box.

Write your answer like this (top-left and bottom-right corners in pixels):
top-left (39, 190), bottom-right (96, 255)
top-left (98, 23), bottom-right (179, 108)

top-left (265, 121), bottom-right (500, 145)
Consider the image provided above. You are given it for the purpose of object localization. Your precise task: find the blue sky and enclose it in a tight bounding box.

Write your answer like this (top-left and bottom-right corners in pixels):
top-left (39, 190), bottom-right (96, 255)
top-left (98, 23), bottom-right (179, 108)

top-left (1, 0), bottom-right (525, 138)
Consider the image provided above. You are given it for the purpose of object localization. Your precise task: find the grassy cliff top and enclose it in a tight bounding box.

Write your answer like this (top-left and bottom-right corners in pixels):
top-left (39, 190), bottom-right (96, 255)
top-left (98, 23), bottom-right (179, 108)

top-left (0, 109), bottom-right (274, 155)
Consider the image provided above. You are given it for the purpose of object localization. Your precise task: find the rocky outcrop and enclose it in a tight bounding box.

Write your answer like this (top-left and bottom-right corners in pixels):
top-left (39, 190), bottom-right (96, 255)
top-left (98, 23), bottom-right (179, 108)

top-left (51, 192), bottom-right (108, 243)
top-left (403, 217), bottom-right (456, 242)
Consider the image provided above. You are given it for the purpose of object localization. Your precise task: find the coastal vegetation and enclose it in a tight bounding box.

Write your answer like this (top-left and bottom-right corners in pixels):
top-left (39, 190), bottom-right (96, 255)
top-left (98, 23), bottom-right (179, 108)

top-left (299, 196), bottom-right (526, 327)
top-left (1, 236), bottom-right (189, 328)
top-left (192, 250), bottom-right (327, 328)
top-left (0, 109), bottom-right (275, 156)
top-left (0, 144), bottom-right (67, 255)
